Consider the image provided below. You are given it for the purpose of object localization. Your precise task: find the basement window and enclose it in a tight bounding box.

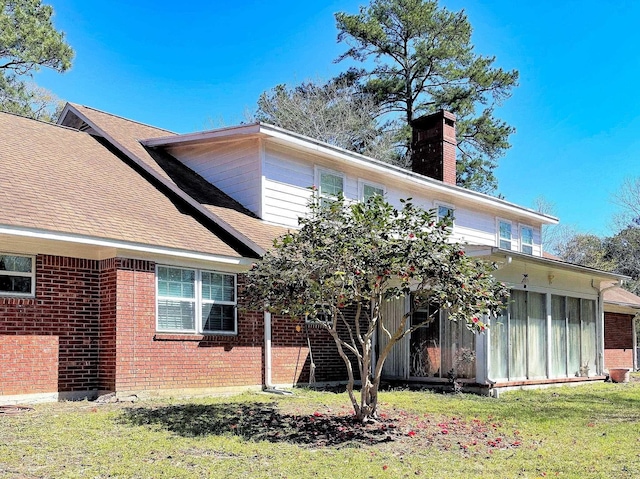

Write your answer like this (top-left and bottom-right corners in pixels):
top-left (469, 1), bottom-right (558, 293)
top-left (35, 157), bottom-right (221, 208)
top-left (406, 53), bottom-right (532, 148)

top-left (156, 266), bottom-right (237, 335)
top-left (0, 254), bottom-right (35, 297)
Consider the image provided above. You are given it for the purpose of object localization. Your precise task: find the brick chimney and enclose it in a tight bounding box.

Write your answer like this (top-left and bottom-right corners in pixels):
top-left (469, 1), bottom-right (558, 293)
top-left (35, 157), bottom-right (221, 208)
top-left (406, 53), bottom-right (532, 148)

top-left (410, 110), bottom-right (457, 185)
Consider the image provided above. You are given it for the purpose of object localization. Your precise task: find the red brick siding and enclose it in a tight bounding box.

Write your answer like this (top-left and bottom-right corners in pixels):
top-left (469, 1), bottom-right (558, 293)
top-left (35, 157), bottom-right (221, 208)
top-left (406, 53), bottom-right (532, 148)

top-left (98, 259), bottom-right (117, 391)
top-left (604, 312), bottom-right (635, 370)
top-left (0, 255), bottom-right (101, 393)
top-left (114, 269), bottom-right (264, 393)
top-left (0, 335), bottom-right (58, 395)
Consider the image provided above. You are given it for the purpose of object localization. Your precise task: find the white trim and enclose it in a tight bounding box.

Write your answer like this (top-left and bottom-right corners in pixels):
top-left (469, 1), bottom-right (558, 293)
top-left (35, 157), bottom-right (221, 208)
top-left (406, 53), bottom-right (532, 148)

top-left (0, 224), bottom-right (251, 266)
top-left (0, 253), bottom-right (35, 297)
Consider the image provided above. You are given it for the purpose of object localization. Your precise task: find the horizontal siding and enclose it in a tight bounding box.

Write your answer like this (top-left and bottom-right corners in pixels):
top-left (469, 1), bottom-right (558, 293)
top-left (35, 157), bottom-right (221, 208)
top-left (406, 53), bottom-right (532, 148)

top-left (169, 139), bottom-right (261, 215)
top-left (261, 141), bottom-right (544, 254)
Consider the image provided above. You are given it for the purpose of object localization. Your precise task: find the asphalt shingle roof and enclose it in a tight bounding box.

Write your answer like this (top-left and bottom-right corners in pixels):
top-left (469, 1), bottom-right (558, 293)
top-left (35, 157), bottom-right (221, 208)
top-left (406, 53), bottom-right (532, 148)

top-left (1, 112), bottom-right (243, 258)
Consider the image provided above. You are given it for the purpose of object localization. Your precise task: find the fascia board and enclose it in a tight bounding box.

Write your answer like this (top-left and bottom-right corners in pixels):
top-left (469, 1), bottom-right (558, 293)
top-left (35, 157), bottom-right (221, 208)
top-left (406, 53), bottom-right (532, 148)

top-left (0, 225), bottom-right (253, 266)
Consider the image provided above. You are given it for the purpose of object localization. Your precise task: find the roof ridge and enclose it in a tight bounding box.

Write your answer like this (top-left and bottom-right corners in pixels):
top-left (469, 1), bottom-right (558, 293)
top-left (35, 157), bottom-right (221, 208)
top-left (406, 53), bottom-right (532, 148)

top-left (69, 103), bottom-right (177, 135)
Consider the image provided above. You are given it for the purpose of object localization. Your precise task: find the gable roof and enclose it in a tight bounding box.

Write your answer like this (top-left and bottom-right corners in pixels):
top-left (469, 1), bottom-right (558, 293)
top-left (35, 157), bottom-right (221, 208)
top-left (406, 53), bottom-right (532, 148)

top-left (59, 104), bottom-right (288, 254)
top-left (0, 111), bottom-right (245, 260)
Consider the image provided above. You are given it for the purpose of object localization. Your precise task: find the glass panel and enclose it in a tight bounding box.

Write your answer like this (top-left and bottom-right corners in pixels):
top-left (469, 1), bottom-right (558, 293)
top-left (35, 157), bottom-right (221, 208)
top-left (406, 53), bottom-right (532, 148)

top-left (489, 308), bottom-right (509, 380)
top-left (499, 221), bottom-right (512, 249)
top-left (0, 255), bottom-right (32, 273)
top-left (509, 290), bottom-right (527, 378)
top-left (363, 184), bottom-right (384, 201)
top-left (158, 300), bottom-right (195, 331)
top-left (522, 244), bottom-right (533, 255)
top-left (550, 295), bottom-right (567, 377)
top-left (441, 312), bottom-right (476, 379)
top-left (437, 205), bottom-right (454, 221)
top-left (201, 272), bottom-right (235, 302)
top-left (528, 292), bottom-right (547, 378)
top-left (409, 308), bottom-right (440, 378)
top-left (319, 172), bottom-right (343, 197)
top-left (567, 297), bottom-right (581, 377)
top-left (0, 275), bottom-right (31, 293)
top-left (202, 304), bottom-right (236, 332)
top-left (158, 267), bottom-right (195, 299)
top-left (581, 299), bottom-right (597, 376)
top-left (521, 227), bottom-right (533, 255)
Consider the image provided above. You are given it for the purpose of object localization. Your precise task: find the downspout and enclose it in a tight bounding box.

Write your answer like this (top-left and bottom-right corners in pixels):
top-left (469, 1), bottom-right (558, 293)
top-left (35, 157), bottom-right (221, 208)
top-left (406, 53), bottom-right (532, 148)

top-left (264, 311), bottom-right (272, 388)
top-left (592, 279), bottom-right (623, 375)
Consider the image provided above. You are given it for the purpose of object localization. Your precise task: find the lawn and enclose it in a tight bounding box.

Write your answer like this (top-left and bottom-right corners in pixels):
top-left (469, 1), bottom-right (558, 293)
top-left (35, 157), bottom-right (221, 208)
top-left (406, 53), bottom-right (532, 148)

top-left (1, 381), bottom-right (639, 478)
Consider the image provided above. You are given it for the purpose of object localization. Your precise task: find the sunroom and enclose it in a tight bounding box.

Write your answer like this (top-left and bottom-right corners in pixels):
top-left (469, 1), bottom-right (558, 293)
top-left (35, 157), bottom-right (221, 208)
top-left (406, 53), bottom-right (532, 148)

top-left (379, 248), bottom-right (626, 394)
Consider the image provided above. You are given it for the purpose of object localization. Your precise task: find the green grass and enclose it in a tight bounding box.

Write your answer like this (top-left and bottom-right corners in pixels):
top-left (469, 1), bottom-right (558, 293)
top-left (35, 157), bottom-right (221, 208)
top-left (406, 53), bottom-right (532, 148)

top-left (2, 382), bottom-right (640, 478)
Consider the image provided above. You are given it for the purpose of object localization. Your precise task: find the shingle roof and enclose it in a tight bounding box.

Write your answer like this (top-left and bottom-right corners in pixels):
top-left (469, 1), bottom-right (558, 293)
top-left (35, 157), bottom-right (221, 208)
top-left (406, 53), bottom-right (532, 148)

top-left (62, 104), bottom-right (289, 253)
top-left (0, 112), bottom-right (243, 258)
top-left (603, 287), bottom-right (640, 308)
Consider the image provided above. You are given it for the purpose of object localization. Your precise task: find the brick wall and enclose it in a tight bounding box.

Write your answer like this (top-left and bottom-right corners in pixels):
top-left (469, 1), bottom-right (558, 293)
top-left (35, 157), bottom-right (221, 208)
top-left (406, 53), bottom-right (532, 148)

top-left (0, 335), bottom-right (58, 395)
top-left (114, 268), bottom-right (264, 393)
top-left (0, 255), bottom-right (101, 394)
top-left (604, 312), bottom-right (635, 369)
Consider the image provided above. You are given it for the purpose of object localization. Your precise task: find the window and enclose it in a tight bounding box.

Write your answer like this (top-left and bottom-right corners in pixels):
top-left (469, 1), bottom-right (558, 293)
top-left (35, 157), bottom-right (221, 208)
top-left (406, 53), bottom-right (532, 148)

top-left (498, 219), bottom-right (512, 250)
top-left (318, 170), bottom-right (344, 199)
top-left (360, 181), bottom-right (384, 202)
top-left (436, 204), bottom-right (455, 223)
top-left (156, 266), bottom-right (237, 334)
top-left (520, 226), bottom-right (534, 255)
top-left (489, 291), bottom-right (597, 381)
top-left (0, 254), bottom-right (35, 297)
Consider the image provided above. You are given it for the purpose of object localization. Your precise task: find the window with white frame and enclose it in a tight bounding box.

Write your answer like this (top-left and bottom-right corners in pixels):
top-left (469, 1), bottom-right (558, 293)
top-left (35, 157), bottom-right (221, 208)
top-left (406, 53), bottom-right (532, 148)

top-left (436, 204), bottom-right (455, 223)
top-left (520, 225), bottom-right (534, 255)
top-left (498, 219), bottom-right (512, 250)
top-left (0, 254), bottom-right (35, 297)
top-left (156, 266), bottom-right (237, 334)
top-left (361, 181), bottom-right (384, 202)
top-left (318, 169), bottom-right (344, 201)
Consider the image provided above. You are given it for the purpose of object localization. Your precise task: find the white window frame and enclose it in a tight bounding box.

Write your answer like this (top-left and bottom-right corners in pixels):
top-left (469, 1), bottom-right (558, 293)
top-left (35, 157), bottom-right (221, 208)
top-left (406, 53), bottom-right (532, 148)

top-left (497, 218), bottom-right (512, 250)
top-left (520, 224), bottom-right (534, 255)
top-left (315, 167), bottom-right (345, 202)
top-left (156, 265), bottom-right (237, 335)
top-left (435, 202), bottom-right (455, 225)
top-left (358, 179), bottom-right (385, 202)
top-left (0, 253), bottom-right (35, 297)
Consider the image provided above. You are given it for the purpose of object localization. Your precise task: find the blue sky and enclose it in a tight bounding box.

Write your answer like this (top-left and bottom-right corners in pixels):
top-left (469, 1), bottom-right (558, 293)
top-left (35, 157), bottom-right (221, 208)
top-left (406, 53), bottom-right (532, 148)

top-left (37, 0), bottom-right (640, 236)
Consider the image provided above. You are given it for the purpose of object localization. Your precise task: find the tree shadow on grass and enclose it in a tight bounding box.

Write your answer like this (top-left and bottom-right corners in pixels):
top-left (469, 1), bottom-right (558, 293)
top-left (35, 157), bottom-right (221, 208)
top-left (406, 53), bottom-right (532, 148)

top-left (119, 402), bottom-right (400, 448)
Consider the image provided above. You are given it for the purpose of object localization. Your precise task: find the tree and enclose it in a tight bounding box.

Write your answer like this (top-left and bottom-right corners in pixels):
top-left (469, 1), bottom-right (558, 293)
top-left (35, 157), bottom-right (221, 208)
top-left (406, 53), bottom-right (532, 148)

top-left (556, 233), bottom-right (612, 271)
top-left (0, 0), bottom-right (73, 120)
top-left (334, 0), bottom-right (518, 193)
top-left (604, 226), bottom-right (640, 296)
top-left (253, 78), bottom-right (398, 163)
top-left (612, 177), bottom-right (640, 230)
top-left (244, 194), bottom-right (508, 422)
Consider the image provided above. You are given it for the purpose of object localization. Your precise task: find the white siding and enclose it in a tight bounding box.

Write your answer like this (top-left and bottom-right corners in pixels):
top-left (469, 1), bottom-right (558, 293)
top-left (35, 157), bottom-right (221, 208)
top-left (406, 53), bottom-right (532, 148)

top-left (168, 139), bottom-right (262, 216)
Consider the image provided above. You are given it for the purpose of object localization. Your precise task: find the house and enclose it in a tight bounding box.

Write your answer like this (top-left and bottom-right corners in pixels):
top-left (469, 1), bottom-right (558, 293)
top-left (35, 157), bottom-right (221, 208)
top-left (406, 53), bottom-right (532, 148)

top-left (0, 104), bottom-right (630, 404)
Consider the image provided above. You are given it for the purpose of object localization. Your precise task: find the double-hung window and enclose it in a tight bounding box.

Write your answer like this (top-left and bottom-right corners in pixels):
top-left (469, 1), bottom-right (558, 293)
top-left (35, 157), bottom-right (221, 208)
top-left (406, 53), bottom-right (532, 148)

top-left (0, 254), bottom-right (35, 297)
top-left (498, 219), bottom-right (512, 250)
top-left (156, 266), bottom-right (237, 335)
top-left (317, 169), bottom-right (344, 206)
top-left (520, 226), bottom-right (534, 255)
